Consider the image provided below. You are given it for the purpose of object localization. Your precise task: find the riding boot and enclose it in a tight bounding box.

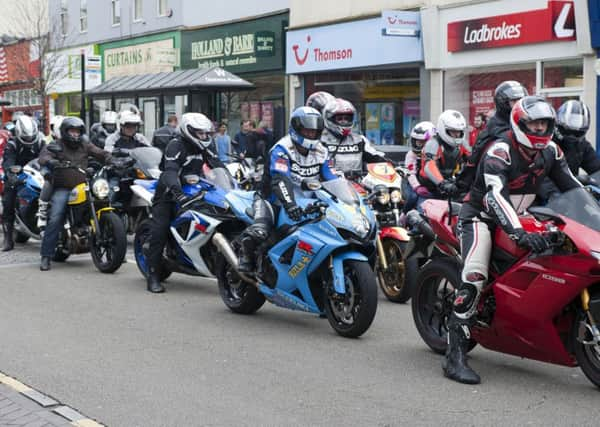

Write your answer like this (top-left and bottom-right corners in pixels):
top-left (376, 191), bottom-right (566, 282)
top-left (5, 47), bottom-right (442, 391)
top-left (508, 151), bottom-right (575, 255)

top-left (40, 256), bottom-right (51, 271)
top-left (2, 223), bottom-right (14, 252)
top-left (442, 314), bottom-right (480, 384)
top-left (37, 201), bottom-right (49, 230)
top-left (147, 269), bottom-right (165, 293)
top-left (238, 236), bottom-right (256, 273)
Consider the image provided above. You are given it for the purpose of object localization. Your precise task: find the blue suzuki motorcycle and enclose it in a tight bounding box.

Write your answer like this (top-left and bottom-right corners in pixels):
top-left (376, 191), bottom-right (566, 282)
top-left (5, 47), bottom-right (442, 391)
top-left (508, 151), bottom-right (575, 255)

top-left (132, 167), bottom-right (252, 282)
top-left (215, 177), bottom-right (379, 338)
top-left (6, 160), bottom-right (44, 243)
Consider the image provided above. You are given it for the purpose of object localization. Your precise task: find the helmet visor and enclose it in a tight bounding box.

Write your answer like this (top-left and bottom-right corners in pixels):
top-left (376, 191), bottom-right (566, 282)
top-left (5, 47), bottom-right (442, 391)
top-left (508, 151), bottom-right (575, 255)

top-left (104, 124), bottom-right (117, 133)
top-left (296, 115), bottom-right (324, 133)
top-left (524, 100), bottom-right (555, 121)
top-left (333, 114), bottom-right (354, 127)
top-left (20, 133), bottom-right (36, 143)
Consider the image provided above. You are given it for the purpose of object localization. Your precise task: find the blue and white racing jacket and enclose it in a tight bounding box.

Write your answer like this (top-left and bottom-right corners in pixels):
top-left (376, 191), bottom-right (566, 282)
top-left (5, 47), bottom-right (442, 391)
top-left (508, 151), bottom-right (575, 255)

top-left (320, 130), bottom-right (386, 174)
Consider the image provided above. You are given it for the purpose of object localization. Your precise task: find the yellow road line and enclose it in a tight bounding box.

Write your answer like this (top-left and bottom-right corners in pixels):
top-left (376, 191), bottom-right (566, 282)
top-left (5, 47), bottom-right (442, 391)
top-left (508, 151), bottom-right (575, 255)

top-left (0, 372), bottom-right (32, 392)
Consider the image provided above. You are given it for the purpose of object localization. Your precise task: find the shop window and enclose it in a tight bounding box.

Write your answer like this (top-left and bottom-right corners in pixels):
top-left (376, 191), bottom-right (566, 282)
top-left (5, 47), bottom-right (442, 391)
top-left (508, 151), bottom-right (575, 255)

top-left (92, 99), bottom-right (111, 124)
top-left (69, 94), bottom-right (82, 115)
top-left (80, 0), bottom-right (87, 33)
top-left (115, 98), bottom-right (135, 113)
top-left (55, 96), bottom-right (68, 116)
top-left (542, 58), bottom-right (583, 89)
top-left (306, 70), bottom-right (420, 147)
top-left (164, 95), bottom-right (187, 124)
top-left (444, 63), bottom-right (536, 145)
top-left (112, 0), bottom-right (121, 26)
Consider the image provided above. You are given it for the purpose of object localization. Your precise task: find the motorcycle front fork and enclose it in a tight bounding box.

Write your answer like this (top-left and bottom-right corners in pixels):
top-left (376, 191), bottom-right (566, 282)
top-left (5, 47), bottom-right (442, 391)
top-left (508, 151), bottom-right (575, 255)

top-left (579, 289), bottom-right (600, 346)
top-left (376, 235), bottom-right (388, 271)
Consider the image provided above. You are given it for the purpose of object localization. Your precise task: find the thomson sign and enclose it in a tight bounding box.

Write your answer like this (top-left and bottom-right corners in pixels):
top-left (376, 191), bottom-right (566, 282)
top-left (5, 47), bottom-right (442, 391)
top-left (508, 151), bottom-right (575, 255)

top-left (448, 0), bottom-right (576, 52)
top-left (286, 14), bottom-right (422, 74)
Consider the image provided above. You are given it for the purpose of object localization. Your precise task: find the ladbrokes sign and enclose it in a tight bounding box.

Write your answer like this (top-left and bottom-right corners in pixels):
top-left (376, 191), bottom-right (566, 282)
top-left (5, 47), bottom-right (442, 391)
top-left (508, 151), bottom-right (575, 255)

top-left (447, 0), bottom-right (576, 52)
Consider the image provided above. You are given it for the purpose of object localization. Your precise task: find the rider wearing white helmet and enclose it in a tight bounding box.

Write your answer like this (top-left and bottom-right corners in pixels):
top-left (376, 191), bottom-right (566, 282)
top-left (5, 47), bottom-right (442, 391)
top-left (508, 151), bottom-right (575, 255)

top-left (103, 108), bottom-right (149, 153)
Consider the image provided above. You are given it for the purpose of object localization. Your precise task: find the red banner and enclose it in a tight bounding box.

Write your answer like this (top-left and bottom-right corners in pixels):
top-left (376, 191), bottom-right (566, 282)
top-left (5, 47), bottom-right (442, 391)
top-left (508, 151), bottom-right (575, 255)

top-left (448, 1), bottom-right (575, 52)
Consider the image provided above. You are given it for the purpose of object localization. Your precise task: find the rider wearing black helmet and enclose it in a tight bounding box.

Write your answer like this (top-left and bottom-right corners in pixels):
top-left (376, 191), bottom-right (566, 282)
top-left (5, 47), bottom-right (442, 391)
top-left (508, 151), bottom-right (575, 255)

top-left (37, 117), bottom-right (112, 271)
top-left (486, 81), bottom-right (529, 139)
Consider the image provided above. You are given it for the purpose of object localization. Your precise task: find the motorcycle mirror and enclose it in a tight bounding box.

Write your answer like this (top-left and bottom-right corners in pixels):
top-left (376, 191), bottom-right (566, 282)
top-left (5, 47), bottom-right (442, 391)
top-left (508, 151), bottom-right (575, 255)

top-left (301, 179), bottom-right (322, 192)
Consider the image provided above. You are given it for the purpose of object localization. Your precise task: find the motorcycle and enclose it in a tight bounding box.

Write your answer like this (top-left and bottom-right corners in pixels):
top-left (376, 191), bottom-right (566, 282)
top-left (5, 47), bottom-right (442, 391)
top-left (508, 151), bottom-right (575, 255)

top-left (132, 167), bottom-right (248, 282)
top-left (102, 147), bottom-right (162, 233)
top-left (7, 160), bottom-right (44, 243)
top-left (49, 147), bottom-right (127, 273)
top-left (360, 162), bottom-right (415, 303)
top-left (215, 177), bottom-right (379, 338)
top-left (225, 154), bottom-right (264, 191)
top-left (411, 188), bottom-right (600, 388)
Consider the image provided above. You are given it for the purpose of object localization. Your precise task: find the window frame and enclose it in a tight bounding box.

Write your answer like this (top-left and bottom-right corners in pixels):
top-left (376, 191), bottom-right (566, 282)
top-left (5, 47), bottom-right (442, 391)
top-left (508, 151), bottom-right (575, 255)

top-left (79, 0), bottom-right (87, 33)
top-left (60, 0), bottom-right (68, 36)
top-left (133, 0), bottom-right (143, 22)
top-left (157, 0), bottom-right (169, 17)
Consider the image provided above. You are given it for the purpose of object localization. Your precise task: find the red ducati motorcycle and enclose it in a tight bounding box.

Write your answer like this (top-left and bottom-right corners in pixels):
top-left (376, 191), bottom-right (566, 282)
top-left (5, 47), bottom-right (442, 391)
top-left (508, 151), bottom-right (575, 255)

top-left (411, 187), bottom-right (600, 387)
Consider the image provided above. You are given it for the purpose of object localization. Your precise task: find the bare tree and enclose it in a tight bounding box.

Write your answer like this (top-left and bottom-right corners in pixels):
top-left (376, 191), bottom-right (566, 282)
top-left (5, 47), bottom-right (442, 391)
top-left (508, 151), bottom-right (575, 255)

top-left (4, 0), bottom-right (70, 131)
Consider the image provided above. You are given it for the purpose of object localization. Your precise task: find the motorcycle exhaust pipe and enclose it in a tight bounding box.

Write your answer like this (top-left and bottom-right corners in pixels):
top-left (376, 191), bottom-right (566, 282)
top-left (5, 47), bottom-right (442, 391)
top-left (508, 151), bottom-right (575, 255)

top-left (14, 215), bottom-right (41, 240)
top-left (212, 232), bottom-right (258, 286)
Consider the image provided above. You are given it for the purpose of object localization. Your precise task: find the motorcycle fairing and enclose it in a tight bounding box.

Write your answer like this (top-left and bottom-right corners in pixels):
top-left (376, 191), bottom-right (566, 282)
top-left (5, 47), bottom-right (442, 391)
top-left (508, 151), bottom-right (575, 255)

top-left (68, 183), bottom-right (88, 205)
top-left (379, 226), bottom-right (410, 243)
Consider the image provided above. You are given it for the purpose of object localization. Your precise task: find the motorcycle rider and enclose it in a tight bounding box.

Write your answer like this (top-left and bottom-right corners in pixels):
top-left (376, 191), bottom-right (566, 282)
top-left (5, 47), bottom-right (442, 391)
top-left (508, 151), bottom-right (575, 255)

top-left (444, 96), bottom-right (581, 384)
top-left (418, 110), bottom-right (468, 204)
top-left (38, 117), bottom-right (112, 271)
top-left (2, 115), bottom-right (45, 251)
top-left (104, 110), bottom-right (149, 153)
top-left (485, 81), bottom-right (529, 140)
top-left (90, 111), bottom-right (118, 149)
top-left (320, 98), bottom-right (387, 175)
top-left (305, 91), bottom-right (335, 115)
top-left (238, 106), bottom-right (336, 273)
top-left (403, 121), bottom-right (436, 212)
top-left (146, 113), bottom-right (223, 293)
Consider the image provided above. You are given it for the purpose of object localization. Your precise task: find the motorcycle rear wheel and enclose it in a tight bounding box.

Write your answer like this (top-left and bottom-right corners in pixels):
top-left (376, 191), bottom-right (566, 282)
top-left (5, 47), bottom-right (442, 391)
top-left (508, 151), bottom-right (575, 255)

top-left (412, 258), bottom-right (477, 354)
top-left (574, 311), bottom-right (600, 388)
top-left (133, 219), bottom-right (172, 281)
top-left (377, 239), bottom-right (416, 303)
top-left (91, 212), bottom-right (127, 274)
top-left (216, 256), bottom-right (265, 314)
top-left (325, 260), bottom-right (378, 338)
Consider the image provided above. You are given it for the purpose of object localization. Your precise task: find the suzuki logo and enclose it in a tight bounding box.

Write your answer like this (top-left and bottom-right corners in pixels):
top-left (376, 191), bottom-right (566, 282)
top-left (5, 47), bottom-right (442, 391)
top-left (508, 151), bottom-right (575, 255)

top-left (292, 35), bottom-right (310, 66)
top-left (554, 3), bottom-right (575, 39)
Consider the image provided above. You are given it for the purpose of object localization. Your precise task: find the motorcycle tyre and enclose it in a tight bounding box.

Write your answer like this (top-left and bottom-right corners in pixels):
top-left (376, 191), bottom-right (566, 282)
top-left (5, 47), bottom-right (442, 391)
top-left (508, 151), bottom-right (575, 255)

top-left (15, 231), bottom-right (30, 243)
top-left (133, 219), bottom-right (172, 281)
top-left (412, 258), bottom-right (477, 355)
top-left (216, 256), bottom-right (265, 315)
top-left (574, 310), bottom-right (600, 389)
top-left (325, 260), bottom-right (378, 338)
top-left (377, 239), bottom-right (416, 304)
top-left (91, 212), bottom-right (127, 274)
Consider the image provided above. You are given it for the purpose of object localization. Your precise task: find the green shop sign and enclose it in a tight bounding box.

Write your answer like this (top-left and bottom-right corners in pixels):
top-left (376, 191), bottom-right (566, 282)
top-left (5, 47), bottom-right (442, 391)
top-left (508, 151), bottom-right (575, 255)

top-left (181, 13), bottom-right (287, 73)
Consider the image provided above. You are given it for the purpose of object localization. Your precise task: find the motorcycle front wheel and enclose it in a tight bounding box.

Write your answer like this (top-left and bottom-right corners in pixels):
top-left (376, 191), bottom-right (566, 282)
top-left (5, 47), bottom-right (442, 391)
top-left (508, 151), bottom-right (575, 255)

top-left (377, 239), bottom-right (417, 304)
top-left (325, 260), bottom-right (378, 338)
top-left (574, 310), bottom-right (600, 388)
top-left (90, 211), bottom-right (127, 273)
top-left (412, 258), bottom-right (477, 354)
top-left (133, 219), bottom-right (172, 281)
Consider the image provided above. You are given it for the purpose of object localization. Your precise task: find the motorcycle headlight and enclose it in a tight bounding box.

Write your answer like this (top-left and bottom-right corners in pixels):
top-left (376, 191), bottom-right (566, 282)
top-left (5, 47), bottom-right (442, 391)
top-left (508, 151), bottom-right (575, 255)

top-left (390, 189), bottom-right (402, 204)
top-left (375, 187), bottom-right (390, 205)
top-left (351, 215), bottom-right (370, 239)
top-left (92, 178), bottom-right (110, 199)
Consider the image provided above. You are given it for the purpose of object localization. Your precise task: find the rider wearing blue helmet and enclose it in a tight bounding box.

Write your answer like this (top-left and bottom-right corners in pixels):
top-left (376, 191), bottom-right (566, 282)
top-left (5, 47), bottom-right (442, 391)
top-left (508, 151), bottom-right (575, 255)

top-left (238, 106), bottom-right (337, 273)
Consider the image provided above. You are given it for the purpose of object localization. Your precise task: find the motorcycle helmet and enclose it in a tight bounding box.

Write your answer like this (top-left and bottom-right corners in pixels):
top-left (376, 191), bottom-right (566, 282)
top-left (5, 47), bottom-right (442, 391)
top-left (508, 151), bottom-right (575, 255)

top-left (50, 115), bottom-right (64, 140)
top-left (101, 110), bottom-right (118, 134)
top-left (306, 91), bottom-right (335, 115)
top-left (494, 81), bottom-right (528, 122)
top-left (14, 115), bottom-right (40, 146)
top-left (510, 96), bottom-right (556, 151)
top-left (289, 106), bottom-right (324, 151)
top-left (410, 121), bottom-right (436, 154)
top-left (60, 117), bottom-right (86, 148)
top-left (555, 100), bottom-right (590, 144)
top-left (118, 110), bottom-right (142, 136)
top-left (179, 112), bottom-right (214, 150)
top-left (322, 98), bottom-right (355, 139)
top-left (436, 110), bottom-right (466, 148)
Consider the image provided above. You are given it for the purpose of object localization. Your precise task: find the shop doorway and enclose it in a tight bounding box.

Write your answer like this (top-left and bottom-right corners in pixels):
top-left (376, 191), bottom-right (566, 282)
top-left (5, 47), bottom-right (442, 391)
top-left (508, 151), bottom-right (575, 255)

top-left (141, 97), bottom-right (159, 141)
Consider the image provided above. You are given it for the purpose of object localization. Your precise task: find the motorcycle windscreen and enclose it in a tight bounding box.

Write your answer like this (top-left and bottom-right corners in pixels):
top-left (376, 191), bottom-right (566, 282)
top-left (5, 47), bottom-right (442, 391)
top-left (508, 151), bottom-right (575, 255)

top-left (546, 187), bottom-right (600, 232)
top-left (203, 167), bottom-right (236, 191)
top-left (129, 147), bottom-right (162, 178)
top-left (322, 178), bottom-right (360, 206)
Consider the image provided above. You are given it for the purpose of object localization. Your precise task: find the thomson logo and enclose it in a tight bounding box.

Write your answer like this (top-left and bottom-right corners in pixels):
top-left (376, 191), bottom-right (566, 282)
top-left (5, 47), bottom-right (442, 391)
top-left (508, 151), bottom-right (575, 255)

top-left (292, 35), bottom-right (310, 66)
top-left (292, 35), bottom-right (353, 66)
top-left (463, 22), bottom-right (522, 45)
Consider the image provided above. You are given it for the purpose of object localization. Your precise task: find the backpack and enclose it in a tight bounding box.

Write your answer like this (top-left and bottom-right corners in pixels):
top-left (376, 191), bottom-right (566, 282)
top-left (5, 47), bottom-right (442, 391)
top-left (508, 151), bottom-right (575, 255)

top-left (457, 126), bottom-right (511, 191)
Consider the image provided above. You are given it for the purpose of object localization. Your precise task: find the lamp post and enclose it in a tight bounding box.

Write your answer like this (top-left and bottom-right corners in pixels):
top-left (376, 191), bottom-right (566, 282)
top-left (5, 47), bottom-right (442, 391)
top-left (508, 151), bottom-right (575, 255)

top-left (80, 49), bottom-right (86, 124)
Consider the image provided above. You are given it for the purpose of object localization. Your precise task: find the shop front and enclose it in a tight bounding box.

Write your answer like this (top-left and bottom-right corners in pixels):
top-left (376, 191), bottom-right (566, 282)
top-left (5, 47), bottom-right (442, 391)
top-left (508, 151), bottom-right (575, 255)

top-left (96, 32), bottom-right (181, 136)
top-left (286, 12), bottom-right (424, 153)
top-left (422, 0), bottom-right (595, 143)
top-left (180, 12), bottom-right (288, 139)
top-left (47, 44), bottom-right (101, 121)
top-left (587, 1), bottom-right (600, 153)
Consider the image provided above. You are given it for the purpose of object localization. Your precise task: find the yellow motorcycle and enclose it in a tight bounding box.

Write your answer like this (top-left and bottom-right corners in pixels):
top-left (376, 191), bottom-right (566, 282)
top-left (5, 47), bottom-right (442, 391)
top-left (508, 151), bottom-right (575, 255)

top-left (51, 162), bottom-right (127, 274)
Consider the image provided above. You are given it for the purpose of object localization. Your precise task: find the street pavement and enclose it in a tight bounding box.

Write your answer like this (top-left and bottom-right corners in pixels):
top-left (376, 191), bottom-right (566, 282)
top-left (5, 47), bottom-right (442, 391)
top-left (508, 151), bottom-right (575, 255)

top-left (0, 240), bottom-right (599, 426)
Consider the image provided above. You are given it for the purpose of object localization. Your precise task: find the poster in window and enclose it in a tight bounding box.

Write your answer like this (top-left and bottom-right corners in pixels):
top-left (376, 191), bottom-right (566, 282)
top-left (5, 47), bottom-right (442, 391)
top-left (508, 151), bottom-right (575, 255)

top-left (380, 103), bottom-right (395, 145)
top-left (261, 102), bottom-right (274, 129)
top-left (365, 103), bottom-right (380, 131)
top-left (402, 100), bottom-right (420, 145)
top-left (366, 129), bottom-right (381, 146)
top-left (249, 102), bottom-right (261, 125)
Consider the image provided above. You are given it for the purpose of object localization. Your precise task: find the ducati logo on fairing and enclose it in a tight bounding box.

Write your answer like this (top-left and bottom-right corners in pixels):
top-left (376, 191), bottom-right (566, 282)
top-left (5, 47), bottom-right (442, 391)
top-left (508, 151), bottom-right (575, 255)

top-left (542, 274), bottom-right (566, 284)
